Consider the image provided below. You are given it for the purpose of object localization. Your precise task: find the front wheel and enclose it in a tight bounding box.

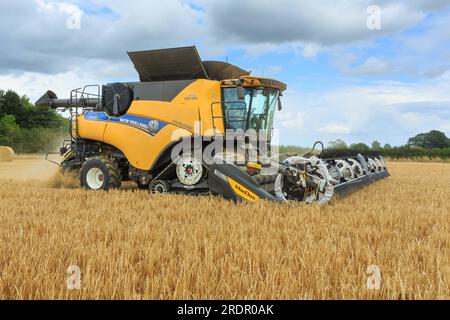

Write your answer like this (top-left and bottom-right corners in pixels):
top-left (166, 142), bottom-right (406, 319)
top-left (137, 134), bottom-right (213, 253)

top-left (136, 181), bottom-right (149, 190)
top-left (80, 158), bottom-right (122, 191)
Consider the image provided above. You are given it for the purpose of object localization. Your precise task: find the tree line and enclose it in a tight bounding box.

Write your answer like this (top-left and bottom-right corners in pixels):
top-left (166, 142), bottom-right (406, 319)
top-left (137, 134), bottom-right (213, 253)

top-left (0, 89), bottom-right (68, 153)
top-left (327, 130), bottom-right (450, 159)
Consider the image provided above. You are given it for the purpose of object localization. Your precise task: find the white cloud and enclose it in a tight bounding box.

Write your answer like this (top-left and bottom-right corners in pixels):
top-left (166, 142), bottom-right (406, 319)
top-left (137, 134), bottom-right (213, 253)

top-left (0, 0), bottom-right (204, 74)
top-left (318, 124), bottom-right (352, 134)
top-left (249, 65), bottom-right (283, 78)
top-left (343, 57), bottom-right (389, 77)
top-left (279, 72), bottom-right (450, 145)
top-left (302, 43), bottom-right (322, 59)
top-left (276, 111), bottom-right (305, 129)
top-left (243, 43), bottom-right (282, 58)
top-left (198, 0), bottom-right (424, 45)
top-left (34, 0), bottom-right (81, 15)
top-left (0, 0), bottom-right (437, 75)
top-left (266, 66), bottom-right (283, 76)
top-left (0, 70), bottom-right (101, 102)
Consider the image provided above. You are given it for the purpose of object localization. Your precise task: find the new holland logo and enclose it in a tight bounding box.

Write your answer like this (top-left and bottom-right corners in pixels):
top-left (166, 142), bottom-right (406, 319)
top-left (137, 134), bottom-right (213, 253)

top-left (148, 120), bottom-right (160, 133)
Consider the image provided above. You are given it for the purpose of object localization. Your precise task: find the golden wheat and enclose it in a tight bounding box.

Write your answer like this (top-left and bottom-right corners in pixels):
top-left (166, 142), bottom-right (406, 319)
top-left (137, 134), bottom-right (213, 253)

top-left (0, 159), bottom-right (448, 300)
top-left (386, 157), bottom-right (450, 163)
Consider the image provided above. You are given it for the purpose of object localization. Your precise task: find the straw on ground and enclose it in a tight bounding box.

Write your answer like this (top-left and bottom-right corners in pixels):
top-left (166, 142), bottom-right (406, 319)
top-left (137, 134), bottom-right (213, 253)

top-left (0, 161), bottom-right (448, 299)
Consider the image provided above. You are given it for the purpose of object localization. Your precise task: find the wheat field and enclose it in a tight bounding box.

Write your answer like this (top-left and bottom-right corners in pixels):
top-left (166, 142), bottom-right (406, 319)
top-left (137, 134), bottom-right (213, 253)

top-left (0, 158), bottom-right (448, 300)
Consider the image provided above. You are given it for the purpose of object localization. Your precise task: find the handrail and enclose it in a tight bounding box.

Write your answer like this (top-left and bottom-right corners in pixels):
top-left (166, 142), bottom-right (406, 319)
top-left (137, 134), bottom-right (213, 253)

top-left (68, 85), bottom-right (102, 140)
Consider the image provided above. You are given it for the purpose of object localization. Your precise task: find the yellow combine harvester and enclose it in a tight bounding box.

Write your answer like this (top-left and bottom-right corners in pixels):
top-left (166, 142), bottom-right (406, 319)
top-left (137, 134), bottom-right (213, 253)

top-left (36, 46), bottom-right (389, 203)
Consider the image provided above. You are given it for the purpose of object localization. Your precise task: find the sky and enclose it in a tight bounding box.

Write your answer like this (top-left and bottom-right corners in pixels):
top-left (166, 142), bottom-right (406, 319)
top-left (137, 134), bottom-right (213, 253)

top-left (1, 0), bottom-right (450, 147)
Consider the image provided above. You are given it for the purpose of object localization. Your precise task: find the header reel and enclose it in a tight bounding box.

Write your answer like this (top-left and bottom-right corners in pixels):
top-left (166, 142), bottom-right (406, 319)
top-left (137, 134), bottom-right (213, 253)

top-left (208, 146), bottom-right (389, 204)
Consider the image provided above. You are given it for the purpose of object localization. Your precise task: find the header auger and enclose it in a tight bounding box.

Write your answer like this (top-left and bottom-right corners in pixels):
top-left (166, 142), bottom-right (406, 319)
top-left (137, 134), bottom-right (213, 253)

top-left (36, 46), bottom-right (389, 204)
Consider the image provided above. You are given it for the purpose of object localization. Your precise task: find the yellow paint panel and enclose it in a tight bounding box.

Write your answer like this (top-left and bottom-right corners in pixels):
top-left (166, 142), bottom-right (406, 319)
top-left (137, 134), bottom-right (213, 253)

top-left (128, 101), bottom-right (199, 132)
top-left (171, 79), bottom-right (224, 135)
top-left (103, 122), bottom-right (191, 171)
top-left (227, 177), bottom-right (260, 202)
top-left (77, 116), bottom-right (107, 142)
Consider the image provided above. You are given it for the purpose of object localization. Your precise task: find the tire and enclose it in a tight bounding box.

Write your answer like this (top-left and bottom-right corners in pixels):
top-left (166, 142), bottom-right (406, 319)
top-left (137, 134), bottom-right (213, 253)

top-left (149, 180), bottom-right (171, 194)
top-left (80, 158), bottom-right (122, 191)
top-left (136, 181), bottom-right (149, 190)
top-left (175, 152), bottom-right (206, 186)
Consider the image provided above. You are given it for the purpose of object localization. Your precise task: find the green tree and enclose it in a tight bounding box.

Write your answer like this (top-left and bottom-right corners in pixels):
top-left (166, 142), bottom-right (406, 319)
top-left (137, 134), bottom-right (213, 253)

top-left (408, 130), bottom-right (450, 149)
top-left (0, 89), bottom-right (66, 129)
top-left (383, 143), bottom-right (392, 150)
top-left (0, 89), bottom-right (68, 153)
top-left (371, 141), bottom-right (382, 150)
top-left (328, 139), bottom-right (348, 149)
top-left (0, 90), bottom-right (24, 120)
top-left (278, 145), bottom-right (309, 155)
top-left (350, 143), bottom-right (370, 151)
top-left (0, 115), bottom-right (20, 146)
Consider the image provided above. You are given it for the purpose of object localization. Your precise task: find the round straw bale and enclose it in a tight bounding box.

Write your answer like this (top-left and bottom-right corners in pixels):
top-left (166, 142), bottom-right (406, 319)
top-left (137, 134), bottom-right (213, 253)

top-left (0, 146), bottom-right (15, 162)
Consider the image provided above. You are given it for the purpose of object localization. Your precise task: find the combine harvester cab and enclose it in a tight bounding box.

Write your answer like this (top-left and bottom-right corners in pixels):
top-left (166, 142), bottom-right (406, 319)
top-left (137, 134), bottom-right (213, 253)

top-left (35, 46), bottom-right (389, 204)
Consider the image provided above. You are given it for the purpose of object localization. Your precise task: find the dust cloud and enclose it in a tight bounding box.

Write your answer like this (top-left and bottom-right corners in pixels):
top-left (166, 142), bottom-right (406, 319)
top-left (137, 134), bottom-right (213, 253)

top-left (0, 155), bottom-right (78, 188)
top-left (47, 169), bottom-right (79, 189)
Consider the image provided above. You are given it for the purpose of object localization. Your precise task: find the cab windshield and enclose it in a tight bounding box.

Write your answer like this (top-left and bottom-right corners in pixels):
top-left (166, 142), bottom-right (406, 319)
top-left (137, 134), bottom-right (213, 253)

top-left (222, 87), bottom-right (279, 134)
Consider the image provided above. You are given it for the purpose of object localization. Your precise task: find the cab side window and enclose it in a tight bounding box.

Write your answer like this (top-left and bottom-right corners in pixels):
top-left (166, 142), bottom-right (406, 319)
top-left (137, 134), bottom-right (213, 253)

top-left (222, 88), bottom-right (249, 130)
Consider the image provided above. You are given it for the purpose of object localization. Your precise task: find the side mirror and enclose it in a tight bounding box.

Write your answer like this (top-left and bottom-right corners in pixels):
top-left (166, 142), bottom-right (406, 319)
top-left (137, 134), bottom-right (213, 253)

top-left (236, 85), bottom-right (245, 100)
top-left (278, 97), bottom-right (283, 111)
